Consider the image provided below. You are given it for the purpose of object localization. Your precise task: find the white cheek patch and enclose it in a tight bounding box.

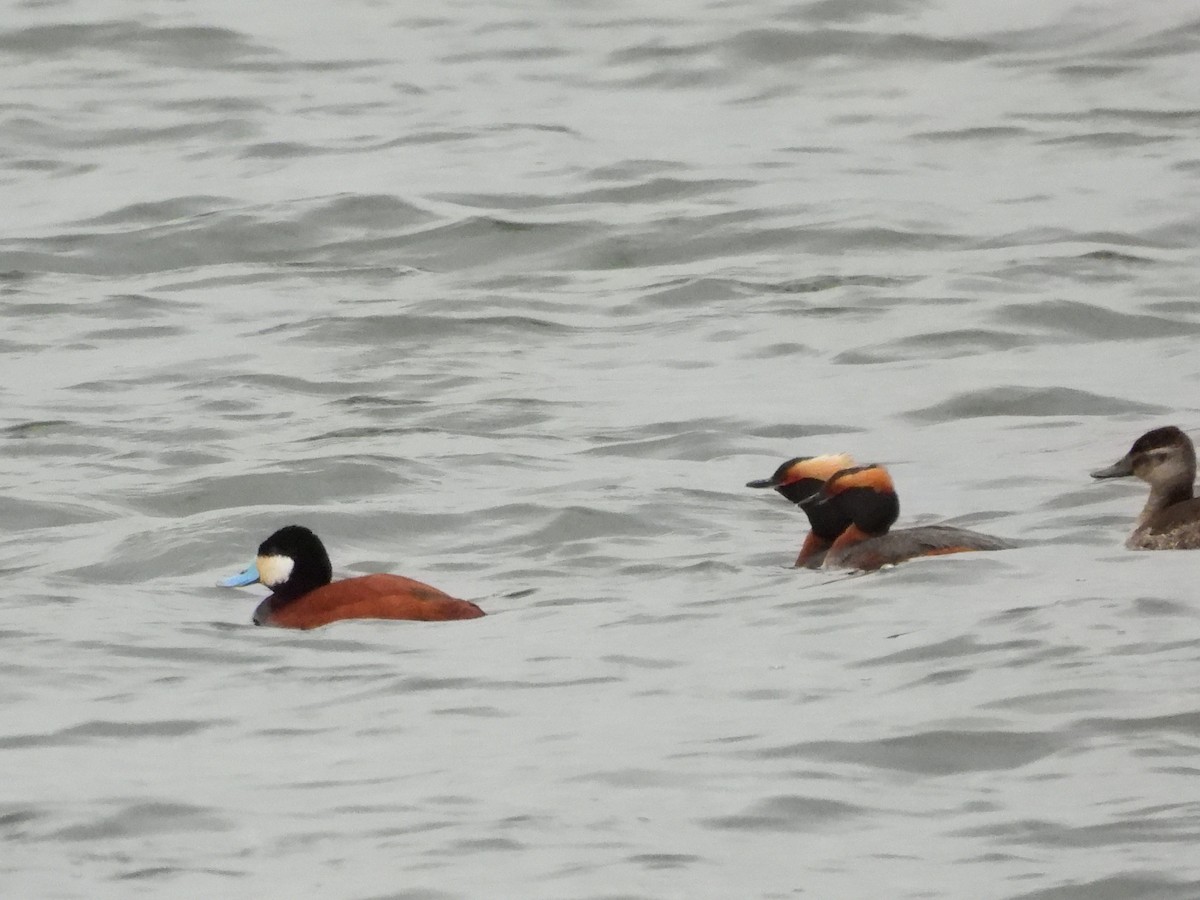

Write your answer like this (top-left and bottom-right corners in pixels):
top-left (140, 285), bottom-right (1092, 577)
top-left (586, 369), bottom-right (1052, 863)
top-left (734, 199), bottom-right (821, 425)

top-left (256, 554), bottom-right (294, 587)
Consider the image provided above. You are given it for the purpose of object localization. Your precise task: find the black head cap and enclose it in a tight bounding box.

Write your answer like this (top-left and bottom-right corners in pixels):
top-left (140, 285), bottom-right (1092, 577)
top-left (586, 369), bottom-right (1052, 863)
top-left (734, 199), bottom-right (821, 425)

top-left (257, 525), bottom-right (333, 597)
top-left (1130, 426), bottom-right (1190, 455)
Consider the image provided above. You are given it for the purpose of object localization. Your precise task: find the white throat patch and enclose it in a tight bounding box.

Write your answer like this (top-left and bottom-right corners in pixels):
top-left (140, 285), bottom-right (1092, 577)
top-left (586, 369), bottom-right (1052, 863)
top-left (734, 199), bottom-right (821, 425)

top-left (256, 554), bottom-right (295, 588)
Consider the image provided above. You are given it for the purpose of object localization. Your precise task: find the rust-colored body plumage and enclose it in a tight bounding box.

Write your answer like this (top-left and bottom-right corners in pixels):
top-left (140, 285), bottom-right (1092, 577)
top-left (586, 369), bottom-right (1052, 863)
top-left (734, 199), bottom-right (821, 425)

top-left (254, 574), bottom-right (485, 629)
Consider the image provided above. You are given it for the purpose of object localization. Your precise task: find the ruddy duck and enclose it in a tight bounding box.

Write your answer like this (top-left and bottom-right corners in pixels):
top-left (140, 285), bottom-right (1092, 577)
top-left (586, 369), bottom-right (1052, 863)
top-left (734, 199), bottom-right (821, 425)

top-left (220, 525), bottom-right (485, 628)
top-left (815, 464), bottom-right (1014, 570)
top-left (746, 454), bottom-right (856, 567)
top-left (1090, 426), bottom-right (1200, 550)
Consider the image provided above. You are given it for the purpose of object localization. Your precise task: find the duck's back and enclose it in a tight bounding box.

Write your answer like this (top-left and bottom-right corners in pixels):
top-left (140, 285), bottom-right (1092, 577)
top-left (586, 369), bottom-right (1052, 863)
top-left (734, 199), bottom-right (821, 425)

top-left (256, 574), bottom-right (486, 628)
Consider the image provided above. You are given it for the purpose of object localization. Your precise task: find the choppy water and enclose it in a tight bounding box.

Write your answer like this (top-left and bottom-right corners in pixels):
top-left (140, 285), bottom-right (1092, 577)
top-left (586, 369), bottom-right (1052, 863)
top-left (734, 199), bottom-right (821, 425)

top-left (4, 1), bottom-right (1200, 897)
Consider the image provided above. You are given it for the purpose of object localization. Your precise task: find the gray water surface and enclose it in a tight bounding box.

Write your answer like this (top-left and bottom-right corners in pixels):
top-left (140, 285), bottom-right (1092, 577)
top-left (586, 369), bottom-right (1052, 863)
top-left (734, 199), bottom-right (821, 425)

top-left (3, 1), bottom-right (1200, 898)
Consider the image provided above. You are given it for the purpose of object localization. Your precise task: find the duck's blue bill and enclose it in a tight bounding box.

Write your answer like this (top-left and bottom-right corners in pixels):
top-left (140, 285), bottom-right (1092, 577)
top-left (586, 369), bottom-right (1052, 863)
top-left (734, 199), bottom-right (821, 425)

top-left (219, 563), bottom-right (259, 587)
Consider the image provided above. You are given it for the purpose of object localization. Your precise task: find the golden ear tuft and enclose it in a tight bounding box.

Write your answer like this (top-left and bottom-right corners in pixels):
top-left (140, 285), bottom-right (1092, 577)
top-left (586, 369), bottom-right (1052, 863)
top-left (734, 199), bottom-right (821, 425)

top-left (824, 464), bottom-right (895, 496)
top-left (784, 453), bottom-right (856, 484)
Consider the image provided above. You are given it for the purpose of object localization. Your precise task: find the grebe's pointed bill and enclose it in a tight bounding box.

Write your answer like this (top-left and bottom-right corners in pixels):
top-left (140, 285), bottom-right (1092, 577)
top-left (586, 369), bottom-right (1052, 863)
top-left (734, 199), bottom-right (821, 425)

top-left (220, 563), bottom-right (260, 588)
top-left (1091, 457), bottom-right (1134, 479)
top-left (747, 475), bottom-right (824, 507)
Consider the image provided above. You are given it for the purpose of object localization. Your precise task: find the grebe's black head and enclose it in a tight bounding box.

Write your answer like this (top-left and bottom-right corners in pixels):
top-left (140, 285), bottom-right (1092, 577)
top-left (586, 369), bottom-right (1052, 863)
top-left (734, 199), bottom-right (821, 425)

top-left (819, 464), bottom-right (900, 536)
top-left (746, 453), bottom-right (855, 505)
top-left (747, 453), bottom-right (858, 541)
